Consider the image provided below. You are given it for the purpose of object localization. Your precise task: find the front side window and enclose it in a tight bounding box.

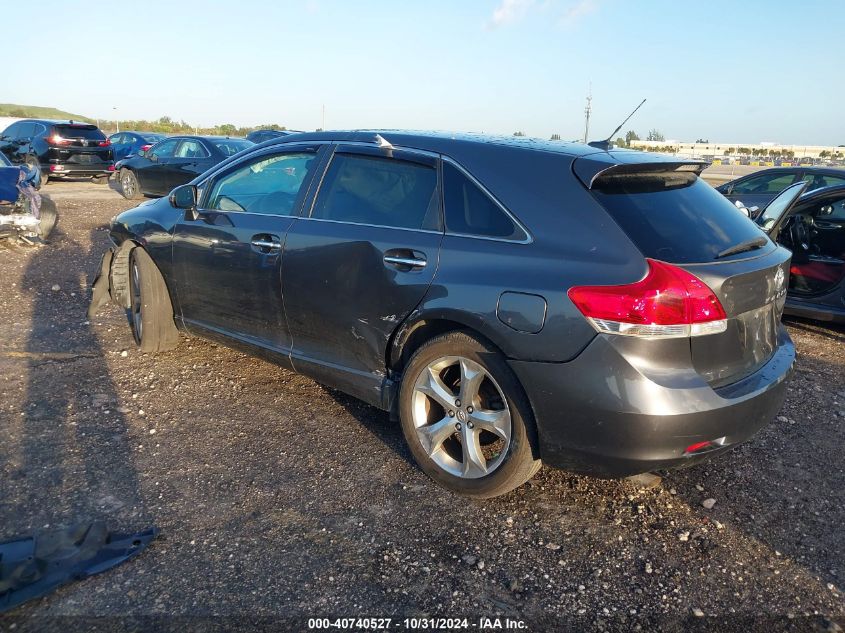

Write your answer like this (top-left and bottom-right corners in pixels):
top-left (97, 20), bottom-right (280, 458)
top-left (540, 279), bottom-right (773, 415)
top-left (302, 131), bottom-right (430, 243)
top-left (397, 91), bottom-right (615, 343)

top-left (149, 139), bottom-right (179, 160)
top-left (732, 172), bottom-right (796, 194)
top-left (205, 152), bottom-right (316, 215)
top-left (109, 133), bottom-right (124, 145)
top-left (443, 162), bottom-right (524, 240)
top-left (175, 140), bottom-right (210, 159)
top-left (311, 153), bottom-right (439, 230)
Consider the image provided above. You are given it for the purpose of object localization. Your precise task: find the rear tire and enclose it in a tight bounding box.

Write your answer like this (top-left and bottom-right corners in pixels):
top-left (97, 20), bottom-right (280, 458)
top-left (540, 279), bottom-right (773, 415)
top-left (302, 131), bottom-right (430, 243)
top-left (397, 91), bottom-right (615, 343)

top-left (399, 331), bottom-right (541, 498)
top-left (120, 168), bottom-right (142, 200)
top-left (128, 247), bottom-right (180, 353)
top-left (37, 197), bottom-right (58, 240)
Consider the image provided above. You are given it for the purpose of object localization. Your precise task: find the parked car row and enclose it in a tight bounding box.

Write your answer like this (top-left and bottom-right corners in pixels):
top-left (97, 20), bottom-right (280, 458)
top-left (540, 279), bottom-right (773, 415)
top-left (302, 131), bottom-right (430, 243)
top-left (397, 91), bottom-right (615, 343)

top-left (0, 121), bottom-right (296, 189)
top-left (0, 119), bottom-right (114, 185)
top-left (90, 131), bottom-right (800, 497)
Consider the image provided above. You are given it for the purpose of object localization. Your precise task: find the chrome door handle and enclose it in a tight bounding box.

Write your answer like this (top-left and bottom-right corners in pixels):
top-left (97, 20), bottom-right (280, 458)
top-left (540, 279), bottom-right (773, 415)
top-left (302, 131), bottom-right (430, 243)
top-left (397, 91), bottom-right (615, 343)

top-left (251, 239), bottom-right (281, 250)
top-left (384, 255), bottom-right (426, 269)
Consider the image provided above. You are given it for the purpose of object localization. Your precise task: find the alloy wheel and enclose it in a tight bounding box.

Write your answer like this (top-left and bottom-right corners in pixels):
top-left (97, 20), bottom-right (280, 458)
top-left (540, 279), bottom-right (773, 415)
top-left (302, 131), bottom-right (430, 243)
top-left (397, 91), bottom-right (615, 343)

top-left (122, 173), bottom-right (135, 197)
top-left (411, 356), bottom-right (511, 479)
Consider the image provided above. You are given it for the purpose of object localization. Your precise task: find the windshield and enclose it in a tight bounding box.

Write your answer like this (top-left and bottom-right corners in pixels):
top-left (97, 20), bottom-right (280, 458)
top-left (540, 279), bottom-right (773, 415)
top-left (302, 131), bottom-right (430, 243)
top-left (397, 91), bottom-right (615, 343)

top-left (591, 173), bottom-right (770, 263)
top-left (211, 139), bottom-right (253, 156)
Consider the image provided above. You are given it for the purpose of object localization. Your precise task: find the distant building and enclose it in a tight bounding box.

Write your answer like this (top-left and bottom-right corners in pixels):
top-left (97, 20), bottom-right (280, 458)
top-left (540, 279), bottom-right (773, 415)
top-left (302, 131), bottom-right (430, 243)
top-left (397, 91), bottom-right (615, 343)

top-left (628, 139), bottom-right (842, 159)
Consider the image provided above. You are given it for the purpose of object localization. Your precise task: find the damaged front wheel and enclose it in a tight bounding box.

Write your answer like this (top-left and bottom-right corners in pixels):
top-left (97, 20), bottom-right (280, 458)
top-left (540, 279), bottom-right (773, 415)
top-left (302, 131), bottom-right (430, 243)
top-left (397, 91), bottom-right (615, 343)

top-left (128, 247), bottom-right (180, 353)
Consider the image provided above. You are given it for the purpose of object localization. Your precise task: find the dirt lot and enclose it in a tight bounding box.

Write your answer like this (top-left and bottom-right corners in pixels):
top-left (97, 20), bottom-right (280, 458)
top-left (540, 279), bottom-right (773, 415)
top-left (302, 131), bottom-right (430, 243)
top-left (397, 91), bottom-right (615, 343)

top-left (0, 180), bottom-right (843, 632)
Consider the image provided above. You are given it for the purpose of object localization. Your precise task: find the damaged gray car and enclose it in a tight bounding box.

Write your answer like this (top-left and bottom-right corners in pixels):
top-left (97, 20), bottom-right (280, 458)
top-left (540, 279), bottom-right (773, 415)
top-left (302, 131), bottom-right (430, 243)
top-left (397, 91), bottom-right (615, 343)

top-left (0, 154), bottom-right (57, 244)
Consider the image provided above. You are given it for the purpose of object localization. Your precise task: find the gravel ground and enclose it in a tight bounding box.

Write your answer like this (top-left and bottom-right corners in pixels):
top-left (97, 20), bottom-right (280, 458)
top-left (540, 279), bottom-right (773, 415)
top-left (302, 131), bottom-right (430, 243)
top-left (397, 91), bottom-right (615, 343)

top-left (0, 181), bottom-right (843, 632)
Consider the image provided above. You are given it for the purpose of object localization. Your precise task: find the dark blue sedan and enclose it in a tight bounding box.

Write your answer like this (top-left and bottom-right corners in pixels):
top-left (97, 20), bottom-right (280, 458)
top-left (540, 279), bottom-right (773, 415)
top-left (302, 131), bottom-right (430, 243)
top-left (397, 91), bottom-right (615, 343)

top-left (108, 131), bottom-right (168, 161)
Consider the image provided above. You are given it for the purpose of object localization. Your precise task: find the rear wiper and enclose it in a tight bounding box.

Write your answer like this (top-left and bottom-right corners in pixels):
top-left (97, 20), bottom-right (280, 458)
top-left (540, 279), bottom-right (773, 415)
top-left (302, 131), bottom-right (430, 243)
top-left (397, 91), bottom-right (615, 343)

top-left (715, 236), bottom-right (768, 259)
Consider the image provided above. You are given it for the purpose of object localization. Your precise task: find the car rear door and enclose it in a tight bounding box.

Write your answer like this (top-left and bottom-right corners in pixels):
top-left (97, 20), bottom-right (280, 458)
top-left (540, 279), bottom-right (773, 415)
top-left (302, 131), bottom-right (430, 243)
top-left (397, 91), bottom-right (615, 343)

top-left (281, 144), bottom-right (444, 405)
top-left (172, 144), bottom-right (327, 352)
top-left (136, 138), bottom-right (179, 195)
top-left (168, 139), bottom-right (214, 190)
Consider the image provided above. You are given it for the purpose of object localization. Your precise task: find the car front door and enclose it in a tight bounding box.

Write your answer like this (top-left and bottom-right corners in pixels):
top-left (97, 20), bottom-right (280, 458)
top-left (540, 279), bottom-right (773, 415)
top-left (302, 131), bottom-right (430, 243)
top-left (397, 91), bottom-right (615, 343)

top-left (169, 139), bottom-right (214, 190)
top-left (137, 138), bottom-right (179, 195)
top-left (172, 144), bottom-right (326, 351)
top-left (281, 145), bottom-right (444, 405)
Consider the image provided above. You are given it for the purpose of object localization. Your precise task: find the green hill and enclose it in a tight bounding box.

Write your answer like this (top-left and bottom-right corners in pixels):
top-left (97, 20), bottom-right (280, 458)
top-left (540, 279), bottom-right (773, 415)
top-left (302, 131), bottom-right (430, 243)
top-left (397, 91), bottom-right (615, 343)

top-left (0, 103), bottom-right (93, 122)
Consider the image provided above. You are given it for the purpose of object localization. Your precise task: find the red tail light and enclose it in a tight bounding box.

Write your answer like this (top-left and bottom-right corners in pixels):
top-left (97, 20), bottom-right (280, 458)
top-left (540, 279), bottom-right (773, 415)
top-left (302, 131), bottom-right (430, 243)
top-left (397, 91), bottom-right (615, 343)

top-left (47, 134), bottom-right (69, 146)
top-left (98, 139), bottom-right (111, 147)
top-left (567, 259), bottom-right (727, 338)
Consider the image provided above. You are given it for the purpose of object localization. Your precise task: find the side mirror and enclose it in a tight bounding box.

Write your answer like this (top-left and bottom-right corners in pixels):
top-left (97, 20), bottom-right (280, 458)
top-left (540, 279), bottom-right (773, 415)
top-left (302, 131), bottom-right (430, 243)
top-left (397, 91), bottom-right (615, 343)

top-left (169, 184), bottom-right (199, 220)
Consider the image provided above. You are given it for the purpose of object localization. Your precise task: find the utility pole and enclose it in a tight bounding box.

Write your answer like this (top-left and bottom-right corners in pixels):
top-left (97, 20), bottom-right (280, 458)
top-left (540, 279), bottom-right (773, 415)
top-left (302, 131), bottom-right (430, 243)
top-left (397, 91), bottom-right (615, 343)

top-left (582, 84), bottom-right (592, 144)
top-left (113, 106), bottom-right (119, 133)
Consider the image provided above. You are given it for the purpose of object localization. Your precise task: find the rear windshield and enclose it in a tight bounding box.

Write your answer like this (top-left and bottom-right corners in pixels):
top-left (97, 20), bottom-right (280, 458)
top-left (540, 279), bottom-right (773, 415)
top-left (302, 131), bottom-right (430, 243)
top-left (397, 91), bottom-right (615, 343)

top-left (591, 173), bottom-right (769, 263)
top-left (211, 139), bottom-right (253, 156)
top-left (53, 125), bottom-right (105, 140)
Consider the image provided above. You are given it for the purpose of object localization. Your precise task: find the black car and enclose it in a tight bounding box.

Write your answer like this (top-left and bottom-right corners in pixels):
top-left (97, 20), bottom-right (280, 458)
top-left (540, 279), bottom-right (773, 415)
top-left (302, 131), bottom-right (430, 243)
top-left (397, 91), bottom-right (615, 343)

top-left (91, 132), bottom-right (796, 498)
top-left (0, 119), bottom-right (114, 185)
top-left (245, 129), bottom-right (298, 144)
top-left (717, 166), bottom-right (845, 210)
top-left (117, 136), bottom-right (253, 199)
top-left (764, 183), bottom-right (845, 323)
top-left (108, 131), bottom-right (168, 161)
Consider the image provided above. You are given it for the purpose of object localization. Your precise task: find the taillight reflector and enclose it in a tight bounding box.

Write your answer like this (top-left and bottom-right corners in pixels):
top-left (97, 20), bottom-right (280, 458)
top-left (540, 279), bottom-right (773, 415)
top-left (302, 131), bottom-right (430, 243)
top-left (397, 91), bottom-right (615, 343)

top-left (568, 259), bottom-right (727, 339)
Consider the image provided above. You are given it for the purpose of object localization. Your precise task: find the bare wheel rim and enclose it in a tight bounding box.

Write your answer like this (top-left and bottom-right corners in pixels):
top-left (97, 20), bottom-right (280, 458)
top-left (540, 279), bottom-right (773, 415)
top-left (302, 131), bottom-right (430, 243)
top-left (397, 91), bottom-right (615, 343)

top-left (130, 259), bottom-right (142, 341)
top-left (122, 172), bottom-right (135, 196)
top-left (411, 356), bottom-right (511, 479)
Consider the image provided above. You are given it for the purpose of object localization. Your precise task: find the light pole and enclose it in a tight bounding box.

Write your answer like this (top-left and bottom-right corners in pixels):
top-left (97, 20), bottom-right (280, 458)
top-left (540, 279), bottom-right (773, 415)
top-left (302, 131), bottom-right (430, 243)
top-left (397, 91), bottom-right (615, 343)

top-left (113, 107), bottom-right (119, 133)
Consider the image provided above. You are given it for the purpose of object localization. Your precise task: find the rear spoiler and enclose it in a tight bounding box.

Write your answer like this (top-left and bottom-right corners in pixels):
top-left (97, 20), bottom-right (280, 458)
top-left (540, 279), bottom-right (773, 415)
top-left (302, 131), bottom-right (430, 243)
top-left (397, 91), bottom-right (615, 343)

top-left (574, 156), bottom-right (710, 189)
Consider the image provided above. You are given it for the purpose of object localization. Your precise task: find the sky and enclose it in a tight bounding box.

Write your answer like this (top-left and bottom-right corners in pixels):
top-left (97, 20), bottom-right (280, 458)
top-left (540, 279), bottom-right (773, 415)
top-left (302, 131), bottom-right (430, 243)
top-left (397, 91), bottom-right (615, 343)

top-left (4, 0), bottom-right (844, 145)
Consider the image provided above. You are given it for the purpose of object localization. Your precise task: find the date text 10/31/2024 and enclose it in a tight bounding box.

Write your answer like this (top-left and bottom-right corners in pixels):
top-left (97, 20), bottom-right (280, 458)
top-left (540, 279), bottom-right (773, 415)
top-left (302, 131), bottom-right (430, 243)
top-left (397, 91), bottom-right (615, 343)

top-left (307, 617), bottom-right (528, 630)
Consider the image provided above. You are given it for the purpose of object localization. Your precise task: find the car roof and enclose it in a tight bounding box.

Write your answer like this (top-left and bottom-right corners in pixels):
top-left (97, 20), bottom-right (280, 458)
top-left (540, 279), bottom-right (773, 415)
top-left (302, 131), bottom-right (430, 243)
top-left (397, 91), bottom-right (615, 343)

top-left (271, 129), bottom-right (609, 158)
top-left (21, 119), bottom-right (98, 126)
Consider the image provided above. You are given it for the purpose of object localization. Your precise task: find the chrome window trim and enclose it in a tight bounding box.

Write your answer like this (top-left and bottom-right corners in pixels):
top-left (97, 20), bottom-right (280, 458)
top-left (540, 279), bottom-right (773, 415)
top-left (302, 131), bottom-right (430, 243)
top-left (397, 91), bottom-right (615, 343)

top-left (292, 215), bottom-right (444, 235)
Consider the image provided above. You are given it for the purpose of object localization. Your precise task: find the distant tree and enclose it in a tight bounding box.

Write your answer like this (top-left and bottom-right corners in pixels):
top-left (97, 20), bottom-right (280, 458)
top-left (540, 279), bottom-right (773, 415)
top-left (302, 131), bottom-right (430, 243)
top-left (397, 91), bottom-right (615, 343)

top-left (513, 131), bottom-right (526, 137)
top-left (647, 129), bottom-right (665, 142)
top-left (614, 136), bottom-right (626, 148)
top-left (819, 150), bottom-right (830, 158)
top-left (550, 133), bottom-right (561, 141)
top-left (723, 150), bottom-right (730, 156)
top-left (625, 130), bottom-right (640, 144)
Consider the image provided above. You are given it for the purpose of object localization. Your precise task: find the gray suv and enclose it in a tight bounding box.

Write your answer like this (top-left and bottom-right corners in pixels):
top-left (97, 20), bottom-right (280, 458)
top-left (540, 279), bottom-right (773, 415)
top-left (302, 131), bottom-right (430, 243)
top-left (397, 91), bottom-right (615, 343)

top-left (91, 131), bottom-right (795, 497)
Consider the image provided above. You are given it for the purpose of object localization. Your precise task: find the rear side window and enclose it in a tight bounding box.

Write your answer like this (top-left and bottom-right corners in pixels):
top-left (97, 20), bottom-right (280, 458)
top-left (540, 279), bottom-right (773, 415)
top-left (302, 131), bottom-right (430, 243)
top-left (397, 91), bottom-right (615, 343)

top-left (443, 162), bottom-right (525, 240)
top-left (311, 153), bottom-right (439, 230)
top-left (175, 140), bottom-right (210, 158)
top-left (211, 139), bottom-right (253, 156)
top-left (591, 174), bottom-right (769, 263)
top-left (53, 125), bottom-right (105, 140)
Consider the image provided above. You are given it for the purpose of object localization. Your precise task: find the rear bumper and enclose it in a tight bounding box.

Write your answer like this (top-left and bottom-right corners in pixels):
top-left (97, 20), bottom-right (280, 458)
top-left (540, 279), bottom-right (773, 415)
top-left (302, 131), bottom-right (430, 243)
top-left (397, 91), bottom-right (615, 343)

top-left (509, 325), bottom-right (795, 477)
top-left (43, 162), bottom-right (114, 177)
top-left (784, 296), bottom-right (845, 323)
